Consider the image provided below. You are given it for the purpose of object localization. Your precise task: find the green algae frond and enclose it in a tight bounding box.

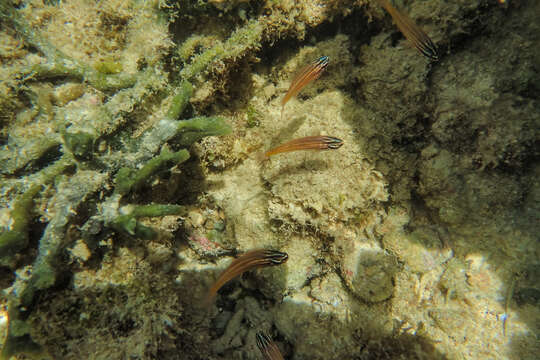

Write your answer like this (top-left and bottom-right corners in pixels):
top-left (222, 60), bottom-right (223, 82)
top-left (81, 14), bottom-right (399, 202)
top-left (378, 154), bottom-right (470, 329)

top-left (176, 116), bottom-right (232, 146)
top-left (115, 148), bottom-right (190, 195)
top-left (166, 81), bottom-right (193, 119)
top-left (93, 59), bottom-right (123, 75)
top-left (0, 157), bottom-right (73, 266)
top-left (63, 131), bottom-right (95, 159)
top-left (0, 185), bottom-right (41, 266)
top-left (111, 204), bottom-right (186, 240)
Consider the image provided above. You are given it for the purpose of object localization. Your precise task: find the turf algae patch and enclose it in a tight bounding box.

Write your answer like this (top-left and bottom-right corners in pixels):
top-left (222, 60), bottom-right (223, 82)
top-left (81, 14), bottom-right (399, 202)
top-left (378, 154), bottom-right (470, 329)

top-left (2, 0), bottom-right (538, 359)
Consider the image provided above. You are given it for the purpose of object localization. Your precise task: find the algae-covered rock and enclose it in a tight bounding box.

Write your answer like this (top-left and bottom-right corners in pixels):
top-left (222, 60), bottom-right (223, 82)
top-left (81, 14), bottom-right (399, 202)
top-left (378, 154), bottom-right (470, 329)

top-left (273, 275), bottom-right (358, 358)
top-left (110, 204), bottom-right (186, 240)
top-left (63, 130), bottom-right (94, 158)
top-left (345, 245), bottom-right (398, 303)
top-left (262, 91), bottom-right (388, 231)
top-left (381, 209), bottom-right (453, 274)
top-left (1, 0), bottom-right (539, 359)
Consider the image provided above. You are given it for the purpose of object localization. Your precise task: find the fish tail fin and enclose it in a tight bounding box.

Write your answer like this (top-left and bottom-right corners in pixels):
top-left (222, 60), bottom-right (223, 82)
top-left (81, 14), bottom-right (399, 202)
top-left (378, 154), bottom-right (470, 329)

top-left (255, 150), bottom-right (270, 165)
top-left (259, 153), bottom-right (271, 165)
top-left (202, 290), bottom-right (216, 311)
top-left (376, 0), bottom-right (390, 10)
top-left (246, 144), bottom-right (270, 164)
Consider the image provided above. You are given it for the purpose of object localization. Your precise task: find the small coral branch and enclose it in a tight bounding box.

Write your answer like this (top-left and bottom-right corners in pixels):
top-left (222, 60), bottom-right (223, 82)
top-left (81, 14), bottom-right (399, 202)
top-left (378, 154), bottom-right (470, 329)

top-left (129, 204), bottom-right (187, 218)
top-left (167, 81), bottom-right (194, 119)
top-left (114, 148), bottom-right (190, 195)
top-left (180, 19), bottom-right (264, 81)
top-left (111, 204), bottom-right (186, 240)
top-left (176, 116), bottom-right (232, 146)
top-left (21, 62), bottom-right (138, 92)
top-left (0, 185), bottom-right (41, 265)
top-left (0, 156), bottom-right (74, 266)
top-left (140, 106), bottom-right (231, 158)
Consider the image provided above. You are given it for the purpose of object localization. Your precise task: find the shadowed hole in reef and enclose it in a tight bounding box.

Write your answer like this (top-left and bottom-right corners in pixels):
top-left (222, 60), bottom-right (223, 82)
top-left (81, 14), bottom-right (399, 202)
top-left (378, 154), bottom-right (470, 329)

top-left (13, 217), bottom-right (50, 268)
top-left (0, 266), bottom-right (16, 288)
top-left (110, 317), bottom-right (137, 338)
top-left (0, 132), bottom-right (7, 146)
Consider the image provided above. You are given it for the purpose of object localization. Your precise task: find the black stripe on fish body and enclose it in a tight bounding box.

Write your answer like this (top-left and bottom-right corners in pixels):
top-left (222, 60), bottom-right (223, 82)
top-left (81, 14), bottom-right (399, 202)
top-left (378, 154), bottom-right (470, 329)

top-left (322, 136), bottom-right (344, 149)
top-left (262, 250), bottom-right (288, 265)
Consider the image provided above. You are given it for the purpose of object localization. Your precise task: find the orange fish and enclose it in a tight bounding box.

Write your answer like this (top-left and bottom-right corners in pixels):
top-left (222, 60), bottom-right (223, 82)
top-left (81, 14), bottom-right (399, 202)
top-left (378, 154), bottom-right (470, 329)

top-left (264, 135), bottom-right (343, 158)
top-left (205, 249), bottom-right (288, 306)
top-left (377, 0), bottom-right (438, 60)
top-left (281, 56), bottom-right (329, 120)
top-left (256, 331), bottom-right (284, 360)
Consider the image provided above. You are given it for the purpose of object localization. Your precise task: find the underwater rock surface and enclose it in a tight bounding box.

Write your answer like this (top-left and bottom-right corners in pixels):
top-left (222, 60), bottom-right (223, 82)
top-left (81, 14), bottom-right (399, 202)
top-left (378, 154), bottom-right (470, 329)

top-left (1, 0), bottom-right (539, 359)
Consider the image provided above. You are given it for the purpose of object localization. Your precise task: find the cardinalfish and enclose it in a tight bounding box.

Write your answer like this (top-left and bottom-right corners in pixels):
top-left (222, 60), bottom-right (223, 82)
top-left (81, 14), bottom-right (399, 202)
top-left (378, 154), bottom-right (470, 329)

top-left (256, 331), bottom-right (284, 360)
top-left (264, 135), bottom-right (343, 158)
top-left (281, 56), bottom-right (329, 120)
top-left (376, 0), bottom-right (438, 61)
top-left (205, 249), bottom-right (288, 306)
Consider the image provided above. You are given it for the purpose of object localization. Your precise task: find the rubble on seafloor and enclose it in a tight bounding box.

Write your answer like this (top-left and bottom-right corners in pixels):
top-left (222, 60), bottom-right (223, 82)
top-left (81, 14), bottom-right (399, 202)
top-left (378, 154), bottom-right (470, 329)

top-left (0, 0), bottom-right (539, 359)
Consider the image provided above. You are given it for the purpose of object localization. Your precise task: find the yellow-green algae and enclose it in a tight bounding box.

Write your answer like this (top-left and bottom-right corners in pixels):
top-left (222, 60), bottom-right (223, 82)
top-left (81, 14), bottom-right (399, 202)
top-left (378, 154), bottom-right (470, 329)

top-left (0, 0), bottom-right (539, 359)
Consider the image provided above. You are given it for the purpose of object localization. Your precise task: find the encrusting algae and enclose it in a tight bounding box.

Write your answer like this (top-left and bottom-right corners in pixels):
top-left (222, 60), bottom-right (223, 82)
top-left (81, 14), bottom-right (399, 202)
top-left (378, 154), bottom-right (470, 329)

top-left (1, 0), bottom-right (539, 359)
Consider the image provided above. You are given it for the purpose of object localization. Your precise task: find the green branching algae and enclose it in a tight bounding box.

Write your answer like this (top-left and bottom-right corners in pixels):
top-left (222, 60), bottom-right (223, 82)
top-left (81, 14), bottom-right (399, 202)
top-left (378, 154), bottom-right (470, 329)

top-left (0, 185), bottom-right (41, 266)
top-left (0, 1), bottom-right (234, 356)
top-left (115, 149), bottom-right (190, 195)
top-left (180, 19), bottom-right (264, 81)
top-left (0, 157), bottom-right (74, 267)
top-left (176, 116), bottom-right (232, 146)
top-left (111, 204), bottom-right (186, 240)
top-left (2, 168), bottom-right (105, 360)
top-left (0, 0), bottom-right (291, 356)
top-left (166, 81), bottom-right (194, 119)
top-left (139, 84), bottom-right (231, 156)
